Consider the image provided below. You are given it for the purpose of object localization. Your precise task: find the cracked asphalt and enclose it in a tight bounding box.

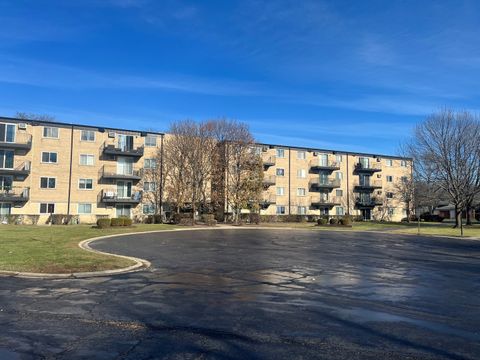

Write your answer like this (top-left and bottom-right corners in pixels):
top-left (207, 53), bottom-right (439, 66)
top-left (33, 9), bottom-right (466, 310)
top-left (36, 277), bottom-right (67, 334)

top-left (0, 228), bottom-right (479, 359)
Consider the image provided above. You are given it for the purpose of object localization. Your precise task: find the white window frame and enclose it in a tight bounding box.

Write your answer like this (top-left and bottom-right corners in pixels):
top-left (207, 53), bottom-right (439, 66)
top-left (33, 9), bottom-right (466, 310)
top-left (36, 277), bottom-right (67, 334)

top-left (276, 149), bottom-right (285, 158)
top-left (145, 135), bottom-right (157, 147)
top-left (0, 123), bottom-right (16, 142)
top-left (40, 177), bottom-right (56, 189)
top-left (144, 158), bottom-right (156, 169)
top-left (41, 151), bottom-right (58, 164)
top-left (401, 160), bottom-right (407, 167)
top-left (39, 203), bottom-right (55, 214)
top-left (336, 189), bottom-right (343, 197)
top-left (297, 188), bottom-right (306, 196)
top-left (296, 169), bottom-right (306, 178)
top-left (78, 178), bottom-right (93, 190)
top-left (276, 168), bottom-right (285, 177)
top-left (336, 154), bottom-right (342, 163)
top-left (144, 181), bottom-right (156, 192)
top-left (276, 205), bottom-right (286, 215)
top-left (143, 204), bottom-right (156, 214)
top-left (336, 206), bottom-right (345, 216)
top-left (386, 175), bottom-right (393, 182)
top-left (297, 206), bottom-right (307, 215)
top-left (78, 203), bottom-right (92, 214)
top-left (43, 126), bottom-right (59, 139)
top-left (297, 151), bottom-right (306, 160)
top-left (80, 129), bottom-right (95, 142)
top-left (335, 172), bottom-right (343, 180)
top-left (276, 187), bottom-right (285, 196)
top-left (79, 154), bottom-right (95, 166)
top-left (386, 159), bottom-right (393, 167)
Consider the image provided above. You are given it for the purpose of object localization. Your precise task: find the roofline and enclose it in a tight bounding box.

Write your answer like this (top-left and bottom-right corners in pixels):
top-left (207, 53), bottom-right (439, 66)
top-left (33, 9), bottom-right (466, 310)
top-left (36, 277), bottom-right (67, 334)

top-left (255, 142), bottom-right (412, 161)
top-left (0, 116), bottom-right (165, 136)
top-left (0, 115), bottom-right (412, 160)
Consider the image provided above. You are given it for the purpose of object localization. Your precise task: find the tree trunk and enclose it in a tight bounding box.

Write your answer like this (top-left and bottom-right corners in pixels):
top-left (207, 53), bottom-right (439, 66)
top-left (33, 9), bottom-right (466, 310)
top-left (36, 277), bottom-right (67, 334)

top-left (453, 204), bottom-right (459, 228)
top-left (466, 204), bottom-right (472, 226)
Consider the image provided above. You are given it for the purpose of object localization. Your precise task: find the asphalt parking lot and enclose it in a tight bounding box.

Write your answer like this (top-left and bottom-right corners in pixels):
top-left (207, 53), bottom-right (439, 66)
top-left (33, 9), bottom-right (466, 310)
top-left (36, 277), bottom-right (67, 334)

top-left (0, 228), bottom-right (479, 359)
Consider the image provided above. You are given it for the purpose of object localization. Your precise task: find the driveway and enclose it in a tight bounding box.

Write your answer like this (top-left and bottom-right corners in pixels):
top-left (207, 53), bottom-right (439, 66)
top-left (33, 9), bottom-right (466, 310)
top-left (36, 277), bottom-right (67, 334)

top-left (0, 229), bottom-right (479, 359)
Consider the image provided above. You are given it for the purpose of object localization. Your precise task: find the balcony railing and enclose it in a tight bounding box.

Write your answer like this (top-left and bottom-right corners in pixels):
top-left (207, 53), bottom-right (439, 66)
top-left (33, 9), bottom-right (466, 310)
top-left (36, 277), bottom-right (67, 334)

top-left (309, 159), bottom-right (340, 173)
top-left (263, 156), bottom-right (276, 169)
top-left (0, 133), bottom-right (32, 151)
top-left (0, 161), bottom-right (31, 178)
top-left (353, 179), bottom-right (382, 191)
top-left (101, 141), bottom-right (144, 158)
top-left (259, 194), bottom-right (276, 209)
top-left (0, 186), bottom-right (29, 202)
top-left (262, 175), bottom-right (276, 187)
top-left (310, 195), bottom-right (341, 208)
top-left (355, 196), bottom-right (383, 208)
top-left (98, 189), bottom-right (143, 204)
top-left (309, 178), bottom-right (341, 190)
top-left (98, 165), bottom-right (142, 181)
top-left (353, 162), bottom-right (382, 174)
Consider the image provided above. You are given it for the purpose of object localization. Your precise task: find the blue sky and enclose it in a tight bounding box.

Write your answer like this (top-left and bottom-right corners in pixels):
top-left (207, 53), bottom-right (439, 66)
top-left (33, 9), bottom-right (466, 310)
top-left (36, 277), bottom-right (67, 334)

top-left (1, 0), bottom-right (479, 155)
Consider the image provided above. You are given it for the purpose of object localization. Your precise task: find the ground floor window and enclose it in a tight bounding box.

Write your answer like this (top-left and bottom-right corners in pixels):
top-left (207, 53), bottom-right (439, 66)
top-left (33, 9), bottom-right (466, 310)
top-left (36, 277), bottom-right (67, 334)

top-left (297, 206), bottom-right (307, 215)
top-left (276, 205), bottom-right (286, 215)
top-left (143, 204), bottom-right (155, 214)
top-left (78, 203), bottom-right (92, 214)
top-left (0, 203), bottom-right (11, 217)
top-left (40, 203), bottom-right (55, 214)
top-left (116, 205), bottom-right (131, 217)
top-left (336, 206), bottom-right (345, 216)
top-left (320, 207), bottom-right (329, 215)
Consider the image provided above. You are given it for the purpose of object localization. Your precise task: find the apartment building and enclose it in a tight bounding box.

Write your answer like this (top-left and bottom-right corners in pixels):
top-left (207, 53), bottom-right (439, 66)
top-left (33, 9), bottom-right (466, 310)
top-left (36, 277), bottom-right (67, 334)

top-left (0, 116), bottom-right (412, 223)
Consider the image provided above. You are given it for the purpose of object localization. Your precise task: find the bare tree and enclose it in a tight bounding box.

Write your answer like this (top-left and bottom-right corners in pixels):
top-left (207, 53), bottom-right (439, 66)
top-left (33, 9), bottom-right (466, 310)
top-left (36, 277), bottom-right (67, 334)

top-left (142, 146), bottom-right (168, 221)
top-left (407, 109), bottom-right (480, 235)
top-left (393, 176), bottom-right (414, 222)
top-left (15, 112), bottom-right (56, 121)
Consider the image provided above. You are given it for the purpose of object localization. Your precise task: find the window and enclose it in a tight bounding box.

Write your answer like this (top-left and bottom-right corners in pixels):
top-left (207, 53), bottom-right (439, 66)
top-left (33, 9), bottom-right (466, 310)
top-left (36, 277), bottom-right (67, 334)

top-left (335, 172), bottom-right (343, 180)
top-left (40, 203), bottom-right (55, 214)
top-left (144, 181), bottom-right (156, 192)
top-left (145, 135), bottom-right (157, 147)
top-left (386, 159), bottom-right (393, 167)
top-left (386, 175), bottom-right (393, 182)
top-left (0, 150), bottom-right (14, 169)
top-left (276, 149), bottom-right (285, 158)
top-left (78, 203), bottom-right (92, 214)
top-left (41, 152), bottom-right (57, 163)
top-left (388, 208), bottom-right (395, 216)
top-left (79, 154), bottom-right (94, 166)
top-left (298, 206), bottom-right (307, 215)
top-left (79, 178), bottom-right (93, 190)
top-left (276, 168), bottom-right (285, 176)
top-left (0, 123), bottom-right (15, 142)
top-left (80, 130), bottom-right (95, 141)
top-left (336, 154), bottom-right (342, 163)
top-left (276, 187), bottom-right (285, 196)
top-left (297, 151), bottom-right (306, 160)
top-left (401, 160), bottom-right (407, 167)
top-left (336, 189), bottom-right (343, 197)
top-left (276, 206), bottom-right (286, 215)
top-left (43, 126), bottom-right (59, 138)
top-left (297, 188), bottom-right (306, 196)
top-left (144, 158), bottom-right (156, 169)
top-left (386, 192), bottom-right (394, 199)
top-left (143, 204), bottom-right (156, 214)
top-left (336, 207), bottom-right (345, 216)
top-left (296, 169), bottom-right (306, 178)
top-left (40, 177), bottom-right (56, 189)
top-left (401, 176), bottom-right (408, 183)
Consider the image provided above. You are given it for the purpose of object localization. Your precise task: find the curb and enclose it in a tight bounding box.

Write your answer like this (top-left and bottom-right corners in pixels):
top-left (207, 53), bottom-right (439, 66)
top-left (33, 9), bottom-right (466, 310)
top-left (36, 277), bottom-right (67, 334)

top-left (1, 225), bottom-right (477, 279)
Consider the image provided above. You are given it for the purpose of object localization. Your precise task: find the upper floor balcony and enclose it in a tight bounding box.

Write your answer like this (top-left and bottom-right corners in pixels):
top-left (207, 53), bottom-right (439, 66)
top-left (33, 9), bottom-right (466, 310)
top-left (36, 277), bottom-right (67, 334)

top-left (0, 132), bottom-right (32, 151)
top-left (263, 156), bottom-right (276, 170)
top-left (101, 141), bottom-right (144, 158)
top-left (259, 194), bottom-right (276, 209)
top-left (353, 162), bottom-right (382, 174)
top-left (98, 165), bottom-right (142, 181)
top-left (310, 195), bottom-right (341, 208)
top-left (309, 178), bottom-right (341, 191)
top-left (309, 159), bottom-right (340, 173)
top-left (0, 186), bottom-right (29, 203)
top-left (355, 196), bottom-right (383, 208)
top-left (353, 179), bottom-right (382, 191)
top-left (0, 161), bottom-right (31, 178)
top-left (262, 175), bottom-right (276, 188)
top-left (98, 189), bottom-right (143, 204)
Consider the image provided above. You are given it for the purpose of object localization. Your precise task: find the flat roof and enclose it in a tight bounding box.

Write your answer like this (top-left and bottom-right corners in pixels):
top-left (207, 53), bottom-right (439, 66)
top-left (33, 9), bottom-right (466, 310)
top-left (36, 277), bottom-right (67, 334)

top-left (0, 115), bottom-right (411, 160)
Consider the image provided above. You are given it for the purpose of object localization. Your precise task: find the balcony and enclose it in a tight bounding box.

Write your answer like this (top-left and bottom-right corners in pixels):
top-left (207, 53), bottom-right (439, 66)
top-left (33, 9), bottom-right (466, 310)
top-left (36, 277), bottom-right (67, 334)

top-left (98, 189), bottom-right (143, 204)
top-left (262, 175), bottom-right (276, 188)
top-left (263, 156), bottom-right (276, 169)
top-left (355, 196), bottom-right (383, 208)
top-left (0, 133), bottom-right (32, 151)
top-left (309, 159), bottom-right (340, 173)
top-left (353, 162), bottom-right (382, 174)
top-left (259, 194), bottom-right (276, 209)
top-left (0, 187), bottom-right (29, 203)
top-left (101, 141), bottom-right (144, 158)
top-left (311, 195), bottom-right (341, 208)
top-left (0, 161), bottom-right (31, 178)
top-left (354, 179), bottom-right (382, 191)
top-left (98, 165), bottom-right (142, 181)
top-left (309, 178), bottom-right (341, 191)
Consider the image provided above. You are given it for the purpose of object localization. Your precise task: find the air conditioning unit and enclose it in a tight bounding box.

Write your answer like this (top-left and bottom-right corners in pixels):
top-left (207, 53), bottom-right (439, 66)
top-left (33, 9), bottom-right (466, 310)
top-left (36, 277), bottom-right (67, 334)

top-left (18, 123), bottom-right (27, 130)
top-left (377, 174), bottom-right (381, 178)
top-left (108, 131), bottom-right (115, 138)
top-left (313, 152), bottom-right (318, 156)
top-left (376, 157), bottom-right (381, 162)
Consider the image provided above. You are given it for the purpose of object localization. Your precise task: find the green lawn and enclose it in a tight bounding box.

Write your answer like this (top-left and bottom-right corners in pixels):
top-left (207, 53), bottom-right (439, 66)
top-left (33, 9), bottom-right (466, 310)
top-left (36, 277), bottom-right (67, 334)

top-left (0, 224), bottom-right (177, 274)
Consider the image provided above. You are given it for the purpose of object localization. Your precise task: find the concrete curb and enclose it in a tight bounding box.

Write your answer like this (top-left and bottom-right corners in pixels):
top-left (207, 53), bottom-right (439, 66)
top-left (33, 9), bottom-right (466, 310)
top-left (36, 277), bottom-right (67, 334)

top-left (1, 224), bottom-right (477, 279)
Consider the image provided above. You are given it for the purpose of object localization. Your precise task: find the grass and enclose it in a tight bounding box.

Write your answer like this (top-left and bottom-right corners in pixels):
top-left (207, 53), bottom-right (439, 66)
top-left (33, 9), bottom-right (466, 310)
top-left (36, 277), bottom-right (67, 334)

top-left (0, 224), bottom-right (178, 274)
